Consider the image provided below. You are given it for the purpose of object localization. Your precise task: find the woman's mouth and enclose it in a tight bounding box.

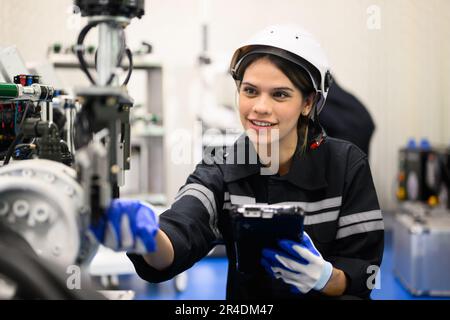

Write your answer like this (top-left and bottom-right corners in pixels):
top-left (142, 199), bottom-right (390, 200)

top-left (248, 119), bottom-right (277, 128)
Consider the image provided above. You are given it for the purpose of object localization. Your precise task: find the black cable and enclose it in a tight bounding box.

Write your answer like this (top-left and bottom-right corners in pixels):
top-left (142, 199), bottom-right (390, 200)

top-left (3, 101), bottom-right (35, 166)
top-left (18, 101), bottom-right (31, 130)
top-left (123, 47), bottom-right (133, 85)
top-left (76, 20), bottom-right (103, 85)
top-left (77, 19), bottom-right (128, 86)
top-left (2, 101), bottom-right (32, 163)
top-left (3, 132), bottom-right (23, 165)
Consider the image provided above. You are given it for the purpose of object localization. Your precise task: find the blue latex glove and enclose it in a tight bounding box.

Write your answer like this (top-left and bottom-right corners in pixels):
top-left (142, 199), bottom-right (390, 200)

top-left (90, 199), bottom-right (159, 254)
top-left (261, 231), bottom-right (333, 294)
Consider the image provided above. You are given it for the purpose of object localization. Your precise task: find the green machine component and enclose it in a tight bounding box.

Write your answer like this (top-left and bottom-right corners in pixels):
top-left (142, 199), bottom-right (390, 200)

top-left (0, 83), bottom-right (19, 100)
top-left (0, 82), bottom-right (54, 102)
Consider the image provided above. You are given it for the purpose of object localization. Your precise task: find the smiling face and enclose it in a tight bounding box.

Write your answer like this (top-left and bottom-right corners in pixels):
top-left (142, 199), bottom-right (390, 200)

top-left (238, 57), bottom-right (313, 148)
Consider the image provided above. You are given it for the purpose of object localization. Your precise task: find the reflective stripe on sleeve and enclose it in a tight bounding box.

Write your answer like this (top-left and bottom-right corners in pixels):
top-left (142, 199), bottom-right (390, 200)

top-left (304, 210), bottom-right (340, 225)
top-left (336, 220), bottom-right (384, 240)
top-left (338, 210), bottom-right (383, 228)
top-left (175, 183), bottom-right (221, 238)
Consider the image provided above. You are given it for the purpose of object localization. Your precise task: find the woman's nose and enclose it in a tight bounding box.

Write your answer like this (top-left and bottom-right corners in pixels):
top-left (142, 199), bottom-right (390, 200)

top-left (252, 95), bottom-right (272, 115)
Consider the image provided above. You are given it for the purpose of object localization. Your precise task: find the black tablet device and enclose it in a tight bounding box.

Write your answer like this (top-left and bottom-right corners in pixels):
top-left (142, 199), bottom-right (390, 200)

top-left (230, 204), bottom-right (305, 275)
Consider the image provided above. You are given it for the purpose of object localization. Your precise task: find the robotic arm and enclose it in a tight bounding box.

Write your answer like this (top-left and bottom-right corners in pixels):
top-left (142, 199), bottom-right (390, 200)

top-left (73, 0), bottom-right (144, 223)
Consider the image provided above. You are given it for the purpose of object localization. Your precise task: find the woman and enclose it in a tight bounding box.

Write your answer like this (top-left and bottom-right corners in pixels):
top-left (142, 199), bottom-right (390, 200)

top-left (91, 25), bottom-right (384, 299)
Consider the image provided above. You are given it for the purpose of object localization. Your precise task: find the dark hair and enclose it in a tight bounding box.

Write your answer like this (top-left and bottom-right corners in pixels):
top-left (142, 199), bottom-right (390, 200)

top-left (236, 53), bottom-right (316, 153)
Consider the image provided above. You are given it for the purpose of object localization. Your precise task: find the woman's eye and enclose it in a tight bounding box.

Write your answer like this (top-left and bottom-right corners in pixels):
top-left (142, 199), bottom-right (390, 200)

top-left (242, 87), bottom-right (257, 95)
top-left (273, 91), bottom-right (289, 99)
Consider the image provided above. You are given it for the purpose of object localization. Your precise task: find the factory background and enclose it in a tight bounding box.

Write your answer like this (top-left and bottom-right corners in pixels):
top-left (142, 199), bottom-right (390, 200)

top-left (1, 0), bottom-right (449, 210)
top-left (0, 0), bottom-right (449, 301)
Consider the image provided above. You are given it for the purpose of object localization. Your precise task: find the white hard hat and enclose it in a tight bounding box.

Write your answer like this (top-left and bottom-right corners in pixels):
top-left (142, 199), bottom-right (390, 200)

top-left (229, 24), bottom-right (332, 115)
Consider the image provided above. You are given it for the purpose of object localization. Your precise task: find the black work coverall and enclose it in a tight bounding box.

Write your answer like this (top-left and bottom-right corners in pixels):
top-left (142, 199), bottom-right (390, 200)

top-left (128, 134), bottom-right (384, 299)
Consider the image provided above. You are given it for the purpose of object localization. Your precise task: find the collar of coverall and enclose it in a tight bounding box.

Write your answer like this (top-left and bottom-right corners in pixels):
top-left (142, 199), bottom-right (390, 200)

top-left (220, 133), bottom-right (328, 191)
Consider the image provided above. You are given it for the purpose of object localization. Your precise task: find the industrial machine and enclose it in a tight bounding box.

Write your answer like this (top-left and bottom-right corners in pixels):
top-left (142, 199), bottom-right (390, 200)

top-left (0, 0), bottom-right (145, 299)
